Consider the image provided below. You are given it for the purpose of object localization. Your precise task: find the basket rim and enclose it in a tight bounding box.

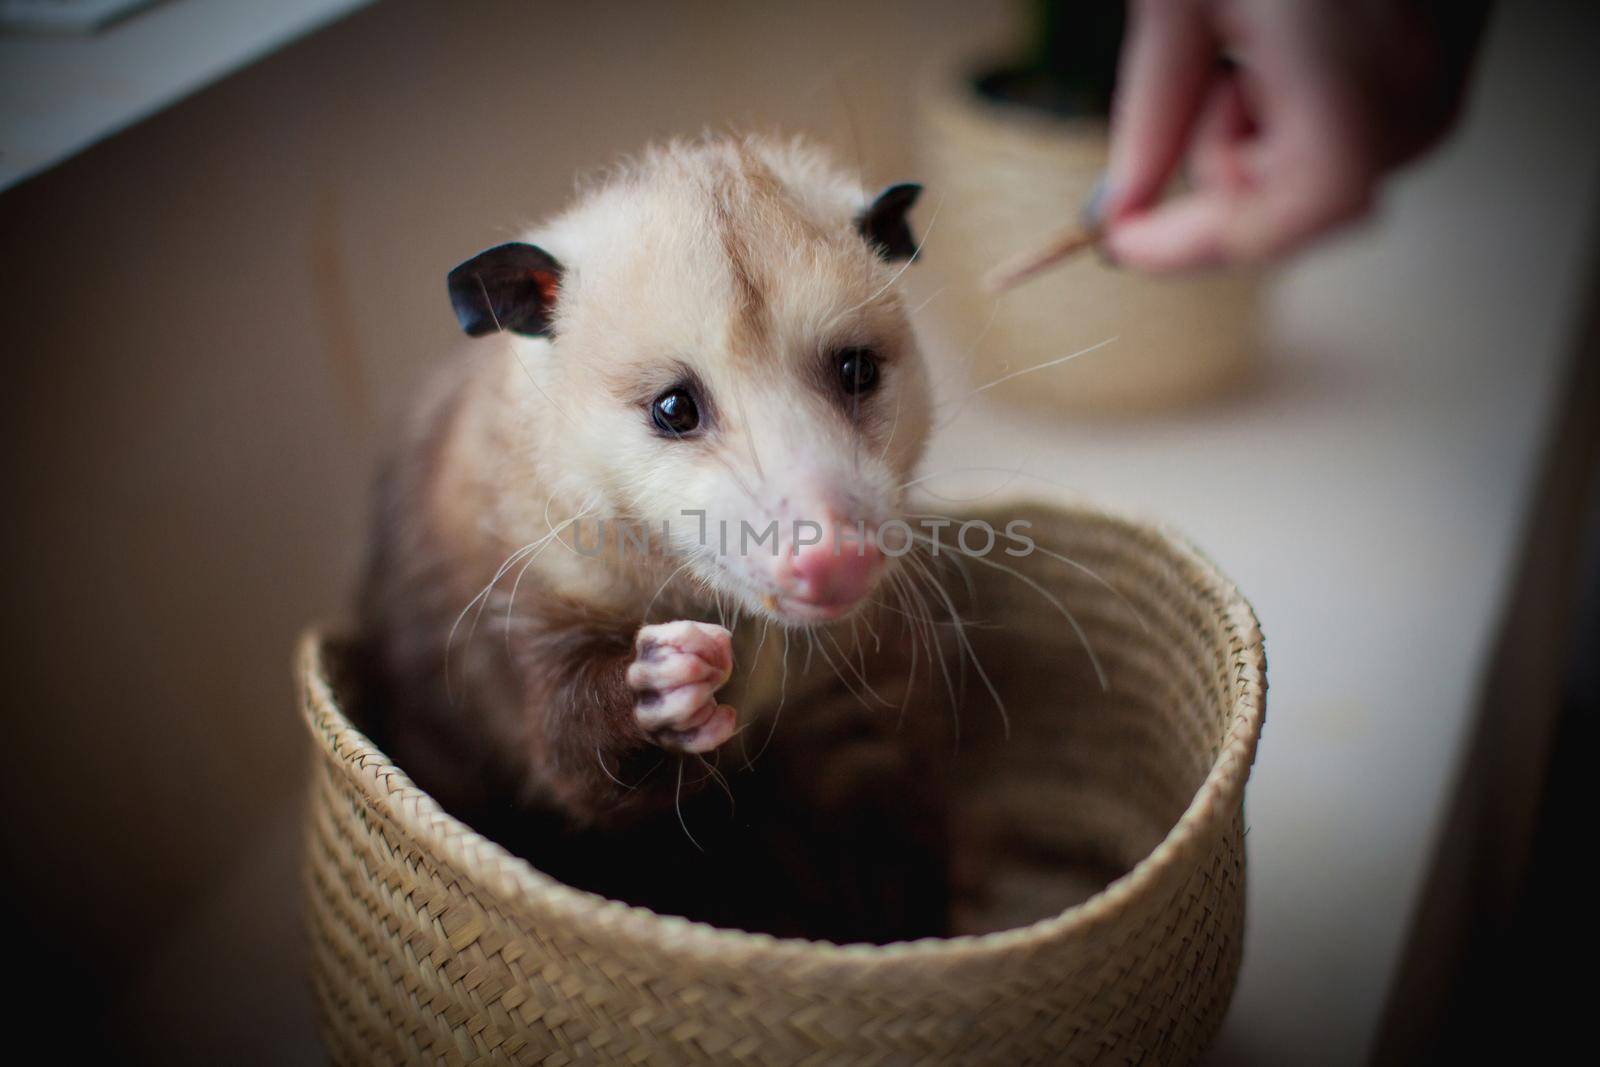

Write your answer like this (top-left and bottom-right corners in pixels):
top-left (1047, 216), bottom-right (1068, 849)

top-left (300, 493), bottom-right (1266, 967)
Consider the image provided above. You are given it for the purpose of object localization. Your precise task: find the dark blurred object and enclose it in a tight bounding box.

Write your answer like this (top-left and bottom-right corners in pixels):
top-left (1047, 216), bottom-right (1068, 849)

top-left (1392, 0), bottom-right (1496, 167)
top-left (1374, 245), bottom-right (1600, 1064)
top-left (974, 0), bottom-right (1124, 118)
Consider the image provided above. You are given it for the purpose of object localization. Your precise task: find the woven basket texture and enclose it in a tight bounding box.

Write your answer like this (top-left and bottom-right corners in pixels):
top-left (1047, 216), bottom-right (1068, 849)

top-left (300, 499), bottom-right (1267, 1065)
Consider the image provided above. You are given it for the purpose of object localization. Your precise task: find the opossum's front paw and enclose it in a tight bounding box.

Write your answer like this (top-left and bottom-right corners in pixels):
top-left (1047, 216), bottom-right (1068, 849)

top-left (627, 621), bottom-right (736, 753)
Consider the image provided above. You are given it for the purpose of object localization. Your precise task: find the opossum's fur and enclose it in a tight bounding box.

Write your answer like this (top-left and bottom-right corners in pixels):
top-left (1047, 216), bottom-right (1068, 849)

top-left (358, 132), bottom-right (941, 864)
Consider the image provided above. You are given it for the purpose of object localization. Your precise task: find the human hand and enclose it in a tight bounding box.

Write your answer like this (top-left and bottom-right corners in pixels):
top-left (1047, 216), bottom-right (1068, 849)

top-left (1100, 0), bottom-right (1476, 271)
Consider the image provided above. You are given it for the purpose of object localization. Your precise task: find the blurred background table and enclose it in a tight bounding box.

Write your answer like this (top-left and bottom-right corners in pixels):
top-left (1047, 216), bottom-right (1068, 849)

top-left (3, 1), bottom-right (1596, 1062)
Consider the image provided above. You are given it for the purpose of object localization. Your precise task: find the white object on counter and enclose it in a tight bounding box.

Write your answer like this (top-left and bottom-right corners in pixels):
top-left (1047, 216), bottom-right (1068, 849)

top-left (0, 0), bottom-right (370, 189)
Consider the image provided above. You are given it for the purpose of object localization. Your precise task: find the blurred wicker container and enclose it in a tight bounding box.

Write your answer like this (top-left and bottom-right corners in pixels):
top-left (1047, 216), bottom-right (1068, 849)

top-left (299, 498), bottom-right (1267, 1065)
top-left (915, 63), bottom-right (1262, 414)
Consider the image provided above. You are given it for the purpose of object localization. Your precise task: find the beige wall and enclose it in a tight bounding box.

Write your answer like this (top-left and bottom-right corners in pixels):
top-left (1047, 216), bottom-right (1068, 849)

top-left (0, 0), bottom-right (1009, 1057)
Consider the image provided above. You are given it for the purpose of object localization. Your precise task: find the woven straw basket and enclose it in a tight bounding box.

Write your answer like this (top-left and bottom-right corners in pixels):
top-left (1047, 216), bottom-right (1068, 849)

top-left (300, 498), bottom-right (1266, 1065)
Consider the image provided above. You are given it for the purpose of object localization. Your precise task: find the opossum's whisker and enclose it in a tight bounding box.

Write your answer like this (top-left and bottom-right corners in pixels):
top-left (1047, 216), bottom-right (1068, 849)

top-left (643, 559), bottom-right (695, 623)
top-left (897, 602), bottom-right (918, 728)
top-left (883, 576), bottom-right (920, 729)
top-left (873, 588), bottom-right (947, 626)
top-left (940, 536), bottom-right (978, 602)
top-left (907, 580), bottom-right (941, 718)
top-left (780, 625), bottom-right (790, 704)
top-left (906, 285), bottom-right (948, 317)
top-left (898, 465), bottom-right (1082, 495)
top-left (904, 571), bottom-right (943, 723)
top-left (973, 336), bottom-right (1119, 394)
top-left (934, 336), bottom-right (1118, 434)
top-left (916, 482), bottom-right (1029, 505)
top-left (813, 631), bottom-right (882, 714)
top-left (897, 549), bottom-right (964, 742)
top-left (908, 511), bottom-right (1150, 635)
top-left (505, 502), bottom-right (599, 641)
top-left (898, 457), bottom-right (1040, 503)
top-left (821, 624), bottom-right (894, 707)
top-left (674, 759), bottom-right (705, 852)
top-left (687, 442), bottom-right (765, 511)
top-left (659, 415), bottom-right (763, 510)
top-left (596, 747), bottom-right (636, 791)
top-left (900, 525), bottom-right (976, 604)
top-left (901, 565), bottom-right (944, 697)
top-left (537, 488), bottom-right (604, 558)
top-left (727, 380), bottom-right (768, 485)
top-left (826, 191), bottom-right (945, 329)
top-left (503, 550), bottom-right (552, 642)
top-left (476, 275), bottom-right (580, 430)
top-left (897, 559), bottom-right (961, 747)
top-left (444, 538), bottom-right (543, 703)
top-left (696, 753), bottom-right (735, 814)
top-left (733, 618), bottom-right (771, 767)
top-left (852, 358), bottom-right (862, 472)
top-left (906, 540), bottom-right (1008, 738)
top-left (926, 290), bottom-right (1002, 422)
top-left (859, 608), bottom-right (881, 655)
top-left (910, 529), bottom-right (1109, 692)
top-left (876, 382), bottom-right (904, 466)
top-left (750, 618), bottom-right (771, 675)
top-left (742, 626), bottom-right (790, 771)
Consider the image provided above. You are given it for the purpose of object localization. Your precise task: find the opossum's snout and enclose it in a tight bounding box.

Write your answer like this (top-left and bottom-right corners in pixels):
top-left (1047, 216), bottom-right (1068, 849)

top-left (768, 511), bottom-right (885, 622)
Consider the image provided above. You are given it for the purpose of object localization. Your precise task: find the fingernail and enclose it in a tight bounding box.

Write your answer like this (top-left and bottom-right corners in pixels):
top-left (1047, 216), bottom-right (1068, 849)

top-left (1081, 171), bottom-right (1112, 232)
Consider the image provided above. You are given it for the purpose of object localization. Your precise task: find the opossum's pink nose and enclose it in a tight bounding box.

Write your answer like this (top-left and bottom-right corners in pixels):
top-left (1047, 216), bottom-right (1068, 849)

top-left (775, 520), bottom-right (883, 615)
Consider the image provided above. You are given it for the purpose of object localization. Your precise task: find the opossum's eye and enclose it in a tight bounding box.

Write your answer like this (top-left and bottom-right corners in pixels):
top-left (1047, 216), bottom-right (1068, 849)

top-left (837, 348), bottom-right (880, 396)
top-left (651, 389), bottom-right (701, 436)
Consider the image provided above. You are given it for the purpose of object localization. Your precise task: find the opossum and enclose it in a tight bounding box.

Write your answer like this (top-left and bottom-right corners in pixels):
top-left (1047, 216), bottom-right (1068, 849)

top-left (357, 135), bottom-right (951, 939)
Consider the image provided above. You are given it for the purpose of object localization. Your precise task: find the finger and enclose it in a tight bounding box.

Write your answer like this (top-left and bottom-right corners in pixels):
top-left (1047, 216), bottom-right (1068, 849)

top-left (1186, 69), bottom-right (1255, 194)
top-left (626, 652), bottom-right (721, 691)
top-left (1245, 159), bottom-right (1374, 258)
top-left (655, 703), bottom-right (737, 754)
top-left (679, 621), bottom-right (734, 673)
top-left (1104, 156), bottom-right (1372, 272)
top-left (1102, 189), bottom-right (1238, 271)
top-left (1224, 78), bottom-right (1379, 258)
top-left (1104, 0), bottom-right (1220, 219)
top-left (636, 680), bottom-right (719, 726)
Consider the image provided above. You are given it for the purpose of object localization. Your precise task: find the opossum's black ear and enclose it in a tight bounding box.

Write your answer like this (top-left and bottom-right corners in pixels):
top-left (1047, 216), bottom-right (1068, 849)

top-left (447, 242), bottom-right (563, 338)
top-left (856, 183), bottom-right (922, 262)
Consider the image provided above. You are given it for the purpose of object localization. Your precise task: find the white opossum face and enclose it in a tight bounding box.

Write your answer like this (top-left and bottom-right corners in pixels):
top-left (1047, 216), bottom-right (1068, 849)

top-left (448, 138), bottom-right (933, 624)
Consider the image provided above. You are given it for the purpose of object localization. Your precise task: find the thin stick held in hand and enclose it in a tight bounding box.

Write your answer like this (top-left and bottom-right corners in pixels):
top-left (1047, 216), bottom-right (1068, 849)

top-left (983, 169), bottom-right (1111, 294)
top-left (983, 223), bottom-right (1104, 294)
